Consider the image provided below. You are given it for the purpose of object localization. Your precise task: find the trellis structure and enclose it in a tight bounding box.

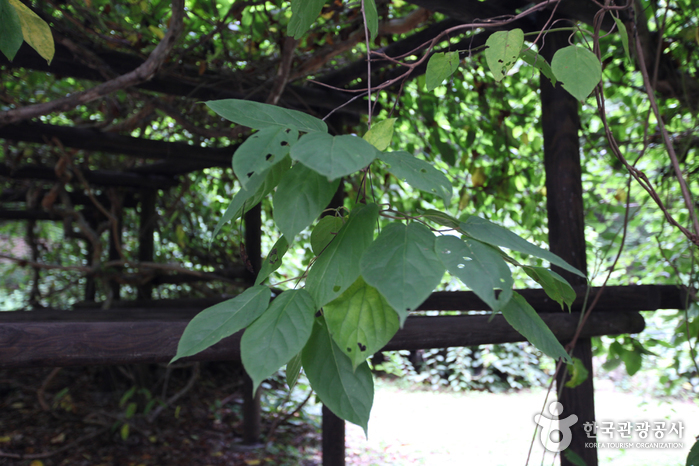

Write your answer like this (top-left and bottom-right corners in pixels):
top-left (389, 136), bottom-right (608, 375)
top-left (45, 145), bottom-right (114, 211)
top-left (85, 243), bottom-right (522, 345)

top-left (0, 1), bottom-right (693, 465)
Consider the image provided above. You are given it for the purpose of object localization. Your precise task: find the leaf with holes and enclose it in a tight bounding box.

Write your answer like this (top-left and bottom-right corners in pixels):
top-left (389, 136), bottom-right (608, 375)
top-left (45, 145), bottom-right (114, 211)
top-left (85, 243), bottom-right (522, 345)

top-left (233, 126), bottom-right (298, 189)
top-left (324, 276), bottom-right (400, 370)
top-left (255, 236), bottom-right (289, 286)
top-left (286, 352), bottom-right (303, 389)
top-left (206, 99), bottom-right (327, 133)
top-left (273, 163), bottom-right (340, 240)
top-left (363, 0), bottom-right (378, 41)
top-left (459, 215), bottom-right (585, 278)
top-left (241, 289), bottom-right (317, 393)
top-left (288, 0), bottom-right (326, 40)
top-left (9, 0), bottom-right (53, 64)
top-left (360, 222), bottom-right (445, 324)
top-left (519, 47), bottom-right (557, 86)
top-left (291, 132), bottom-right (378, 181)
top-left (436, 235), bottom-right (513, 311)
top-left (172, 286), bottom-right (271, 363)
top-left (524, 266), bottom-right (576, 311)
top-left (0, 0), bottom-right (23, 61)
top-left (425, 51), bottom-right (460, 91)
top-left (485, 29), bottom-right (524, 81)
top-left (211, 157), bottom-right (291, 241)
top-left (551, 46), bottom-right (602, 101)
top-left (363, 118), bottom-right (396, 151)
top-left (302, 316), bottom-right (374, 434)
top-left (311, 216), bottom-right (344, 256)
top-left (378, 151), bottom-right (452, 205)
top-left (500, 292), bottom-right (571, 362)
top-left (306, 203), bottom-right (378, 307)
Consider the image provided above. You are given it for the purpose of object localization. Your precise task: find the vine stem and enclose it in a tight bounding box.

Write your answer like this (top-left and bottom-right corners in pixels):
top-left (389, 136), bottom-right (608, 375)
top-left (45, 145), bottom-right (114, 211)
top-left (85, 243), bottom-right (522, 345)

top-left (360, 0), bottom-right (372, 128)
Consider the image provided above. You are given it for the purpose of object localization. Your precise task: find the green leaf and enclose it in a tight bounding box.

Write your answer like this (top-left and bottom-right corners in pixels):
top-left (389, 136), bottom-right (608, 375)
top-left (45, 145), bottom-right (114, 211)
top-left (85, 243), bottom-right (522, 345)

top-left (9, 0), bottom-right (53, 64)
top-left (324, 276), bottom-right (400, 370)
top-left (620, 348), bottom-right (642, 376)
top-left (291, 132), bottom-right (378, 181)
top-left (686, 438), bottom-right (699, 466)
top-left (311, 215), bottom-right (344, 256)
top-left (550, 46), bottom-right (602, 102)
top-left (172, 286), bottom-right (271, 363)
top-left (378, 151), bottom-right (453, 206)
top-left (563, 450), bottom-right (588, 466)
top-left (485, 29), bottom-right (524, 81)
top-left (500, 292), bottom-right (571, 362)
top-left (420, 209), bottom-right (461, 230)
top-left (519, 47), bottom-right (557, 86)
top-left (524, 266), bottom-right (576, 311)
top-left (363, 118), bottom-right (396, 151)
top-left (211, 157), bottom-right (291, 241)
top-left (241, 289), bottom-right (317, 393)
top-left (205, 99), bottom-right (327, 133)
top-left (360, 222), bottom-right (445, 324)
top-left (302, 316), bottom-right (374, 434)
top-left (565, 357), bottom-right (589, 388)
top-left (120, 423), bottom-right (130, 441)
top-left (233, 126), bottom-right (298, 189)
top-left (363, 0), bottom-right (378, 41)
top-left (0, 0), bottom-right (23, 61)
top-left (306, 203), bottom-right (379, 307)
top-left (255, 236), bottom-right (289, 286)
top-left (459, 215), bottom-right (585, 278)
top-left (435, 235), bottom-right (513, 311)
top-left (288, 0), bottom-right (326, 40)
top-left (273, 163), bottom-right (340, 240)
top-left (286, 352), bottom-right (303, 390)
top-left (613, 17), bottom-right (631, 62)
top-left (425, 51), bottom-right (460, 91)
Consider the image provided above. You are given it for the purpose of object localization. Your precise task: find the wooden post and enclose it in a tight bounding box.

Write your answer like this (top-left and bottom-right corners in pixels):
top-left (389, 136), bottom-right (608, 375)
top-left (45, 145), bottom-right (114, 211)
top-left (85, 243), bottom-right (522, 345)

top-left (322, 405), bottom-right (345, 466)
top-left (137, 189), bottom-right (156, 300)
top-left (108, 206), bottom-right (122, 301)
top-left (540, 28), bottom-right (597, 466)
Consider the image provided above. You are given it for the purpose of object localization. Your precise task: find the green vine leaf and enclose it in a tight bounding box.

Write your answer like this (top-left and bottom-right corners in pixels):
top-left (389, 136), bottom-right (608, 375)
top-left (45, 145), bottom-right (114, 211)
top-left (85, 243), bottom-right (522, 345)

top-left (378, 151), bottom-right (453, 206)
top-left (306, 203), bottom-right (379, 307)
top-left (302, 316), bottom-right (374, 434)
top-left (436, 235), bottom-right (513, 311)
top-left (233, 126), bottom-right (298, 189)
top-left (286, 352), bottom-right (303, 390)
top-left (613, 17), bottom-right (631, 62)
top-left (363, 0), bottom-right (378, 41)
top-left (172, 286), bottom-right (271, 363)
top-left (0, 0), bottom-right (23, 61)
top-left (273, 162), bottom-right (340, 240)
top-left (550, 45), bottom-right (602, 101)
top-left (311, 216), bottom-right (344, 256)
top-left (363, 118), bottom-right (396, 151)
top-left (288, 0), bottom-right (326, 40)
top-left (360, 222), bottom-right (445, 324)
top-left (425, 51), bottom-right (460, 91)
top-left (420, 209), bottom-right (461, 230)
top-left (241, 289), bottom-right (317, 393)
top-left (485, 29), bottom-right (524, 81)
top-left (255, 235), bottom-right (289, 286)
top-left (205, 99), bottom-right (327, 133)
top-left (524, 266), bottom-right (576, 311)
top-left (501, 292), bottom-right (571, 362)
top-left (519, 47), bottom-right (557, 86)
top-left (565, 357), bottom-right (589, 388)
top-left (290, 132), bottom-right (378, 181)
top-left (686, 438), bottom-right (699, 466)
top-left (9, 0), bottom-right (54, 64)
top-left (324, 276), bottom-right (400, 370)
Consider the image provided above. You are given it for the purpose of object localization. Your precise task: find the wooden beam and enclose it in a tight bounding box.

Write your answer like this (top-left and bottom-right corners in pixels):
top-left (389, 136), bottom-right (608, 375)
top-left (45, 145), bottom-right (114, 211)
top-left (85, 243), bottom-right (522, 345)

top-left (1, 164), bottom-right (177, 189)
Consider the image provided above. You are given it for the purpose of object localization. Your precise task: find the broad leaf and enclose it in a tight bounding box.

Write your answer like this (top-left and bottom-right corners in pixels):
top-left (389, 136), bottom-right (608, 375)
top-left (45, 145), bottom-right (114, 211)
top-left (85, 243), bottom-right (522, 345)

top-left (324, 276), bottom-right (400, 370)
top-left (363, 118), bottom-right (396, 151)
top-left (613, 17), bottom-right (631, 62)
top-left (172, 286), bottom-right (271, 363)
top-left (241, 289), bottom-right (317, 393)
top-left (206, 99), bottom-right (327, 133)
top-left (686, 438), bottom-right (699, 466)
top-left (255, 236), bottom-right (289, 286)
top-left (524, 266), bottom-right (576, 311)
top-left (9, 0), bottom-right (53, 64)
top-left (286, 352), bottom-right (303, 390)
top-left (288, 0), bottom-right (326, 40)
top-left (211, 157), bottom-right (291, 241)
top-left (485, 29), bottom-right (524, 81)
top-left (420, 209), bottom-right (461, 230)
top-left (302, 317), bottom-right (374, 434)
top-left (233, 126), bottom-right (298, 189)
top-left (459, 215), bottom-right (585, 278)
top-left (311, 215), bottom-right (344, 256)
top-left (378, 151), bottom-right (452, 205)
top-left (306, 203), bottom-right (379, 307)
top-left (500, 292), bottom-right (571, 362)
top-left (436, 235), bottom-right (513, 311)
top-left (363, 0), bottom-right (378, 41)
top-left (551, 46), bottom-right (602, 102)
top-left (425, 51), bottom-right (460, 91)
top-left (620, 348), bottom-right (642, 376)
top-left (291, 132), bottom-right (378, 181)
top-left (565, 357), bottom-right (589, 388)
top-left (273, 163), bottom-right (340, 240)
top-left (0, 0), bottom-right (23, 61)
top-left (519, 47), bottom-right (557, 86)
top-left (360, 222), bottom-right (445, 324)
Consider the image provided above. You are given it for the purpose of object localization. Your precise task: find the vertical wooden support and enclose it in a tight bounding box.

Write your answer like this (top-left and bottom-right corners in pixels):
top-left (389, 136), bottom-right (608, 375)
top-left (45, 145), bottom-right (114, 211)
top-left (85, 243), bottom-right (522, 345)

top-left (540, 29), bottom-right (597, 466)
top-left (323, 405), bottom-right (345, 466)
top-left (83, 208), bottom-right (98, 302)
top-left (108, 209), bottom-right (122, 301)
top-left (137, 189), bottom-right (156, 300)
top-left (242, 372), bottom-right (261, 445)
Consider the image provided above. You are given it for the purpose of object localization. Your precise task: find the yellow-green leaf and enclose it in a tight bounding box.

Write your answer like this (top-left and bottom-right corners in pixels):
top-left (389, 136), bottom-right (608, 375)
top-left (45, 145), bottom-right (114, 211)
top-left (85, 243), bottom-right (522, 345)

top-left (363, 118), bottom-right (396, 151)
top-left (9, 0), bottom-right (54, 64)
